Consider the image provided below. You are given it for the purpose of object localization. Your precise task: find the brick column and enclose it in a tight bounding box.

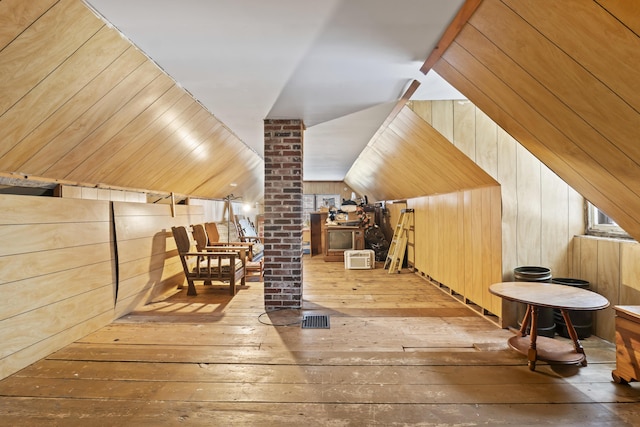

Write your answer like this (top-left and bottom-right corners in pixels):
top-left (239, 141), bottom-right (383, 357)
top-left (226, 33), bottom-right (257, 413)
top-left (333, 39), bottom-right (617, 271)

top-left (263, 119), bottom-right (304, 310)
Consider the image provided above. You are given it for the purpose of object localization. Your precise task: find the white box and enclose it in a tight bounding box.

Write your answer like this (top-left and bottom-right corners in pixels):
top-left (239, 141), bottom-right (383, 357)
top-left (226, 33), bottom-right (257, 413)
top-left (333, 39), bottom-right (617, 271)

top-left (344, 249), bottom-right (375, 270)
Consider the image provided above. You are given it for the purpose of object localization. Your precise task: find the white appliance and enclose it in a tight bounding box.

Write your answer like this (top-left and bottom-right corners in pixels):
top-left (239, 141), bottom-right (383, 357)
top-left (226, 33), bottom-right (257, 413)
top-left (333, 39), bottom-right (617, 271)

top-left (344, 249), bottom-right (375, 270)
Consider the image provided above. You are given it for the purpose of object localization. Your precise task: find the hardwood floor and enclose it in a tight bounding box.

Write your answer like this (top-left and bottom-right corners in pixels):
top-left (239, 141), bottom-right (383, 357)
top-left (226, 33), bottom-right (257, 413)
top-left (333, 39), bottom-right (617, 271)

top-left (1, 255), bottom-right (639, 426)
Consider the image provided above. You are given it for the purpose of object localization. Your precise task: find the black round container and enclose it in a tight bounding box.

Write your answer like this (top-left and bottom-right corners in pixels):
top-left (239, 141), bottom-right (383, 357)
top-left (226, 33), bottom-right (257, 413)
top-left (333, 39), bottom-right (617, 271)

top-left (514, 266), bottom-right (555, 338)
top-left (552, 278), bottom-right (592, 339)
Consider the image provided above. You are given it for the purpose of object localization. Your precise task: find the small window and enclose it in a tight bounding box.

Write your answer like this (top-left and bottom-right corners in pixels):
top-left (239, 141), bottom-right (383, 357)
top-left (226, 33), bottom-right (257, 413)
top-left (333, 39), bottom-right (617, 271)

top-left (586, 202), bottom-right (633, 239)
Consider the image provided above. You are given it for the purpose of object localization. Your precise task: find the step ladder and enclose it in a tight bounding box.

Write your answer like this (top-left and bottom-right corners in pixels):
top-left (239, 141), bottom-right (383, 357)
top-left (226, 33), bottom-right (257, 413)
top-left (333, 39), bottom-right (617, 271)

top-left (384, 209), bottom-right (414, 274)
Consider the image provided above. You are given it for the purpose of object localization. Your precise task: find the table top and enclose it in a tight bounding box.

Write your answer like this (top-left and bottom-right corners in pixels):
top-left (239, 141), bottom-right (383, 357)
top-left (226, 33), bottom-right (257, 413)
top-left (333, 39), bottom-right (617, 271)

top-left (614, 305), bottom-right (640, 319)
top-left (490, 282), bottom-right (609, 310)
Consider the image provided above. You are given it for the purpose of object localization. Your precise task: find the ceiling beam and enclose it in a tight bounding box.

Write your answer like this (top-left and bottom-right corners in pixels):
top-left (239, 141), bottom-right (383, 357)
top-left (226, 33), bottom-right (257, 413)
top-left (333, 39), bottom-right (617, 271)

top-left (420, 0), bottom-right (483, 74)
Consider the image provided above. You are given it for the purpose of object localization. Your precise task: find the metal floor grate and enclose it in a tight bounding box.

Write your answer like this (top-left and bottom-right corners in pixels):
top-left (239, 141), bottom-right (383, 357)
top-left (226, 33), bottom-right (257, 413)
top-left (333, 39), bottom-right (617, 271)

top-left (301, 314), bottom-right (330, 329)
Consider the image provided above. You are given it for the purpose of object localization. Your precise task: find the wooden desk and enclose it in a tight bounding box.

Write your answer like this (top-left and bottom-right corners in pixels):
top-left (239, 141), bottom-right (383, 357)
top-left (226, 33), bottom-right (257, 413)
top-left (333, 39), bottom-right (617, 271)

top-left (490, 282), bottom-right (609, 371)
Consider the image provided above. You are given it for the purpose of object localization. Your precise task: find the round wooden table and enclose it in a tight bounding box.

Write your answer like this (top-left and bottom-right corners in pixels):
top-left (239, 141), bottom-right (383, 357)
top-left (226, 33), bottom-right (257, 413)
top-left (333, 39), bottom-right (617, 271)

top-left (490, 281), bottom-right (609, 370)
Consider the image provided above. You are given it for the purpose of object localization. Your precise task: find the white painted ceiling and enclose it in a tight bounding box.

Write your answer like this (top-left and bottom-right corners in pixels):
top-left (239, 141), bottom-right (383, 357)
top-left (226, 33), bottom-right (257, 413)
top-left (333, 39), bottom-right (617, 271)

top-left (86, 0), bottom-right (466, 181)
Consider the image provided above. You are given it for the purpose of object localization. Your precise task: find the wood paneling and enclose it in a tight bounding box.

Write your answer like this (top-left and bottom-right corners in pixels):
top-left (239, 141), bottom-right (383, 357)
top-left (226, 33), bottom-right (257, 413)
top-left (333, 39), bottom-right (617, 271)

top-left (408, 186), bottom-right (502, 319)
top-left (570, 236), bottom-right (640, 342)
top-left (346, 106), bottom-right (498, 202)
top-left (453, 100), bottom-right (475, 160)
top-left (497, 130), bottom-right (518, 280)
top-left (412, 100), bottom-right (584, 276)
top-left (0, 0), bottom-right (263, 203)
top-left (303, 182), bottom-right (356, 203)
top-left (408, 100), bottom-right (584, 326)
top-left (0, 191), bottom-right (209, 379)
top-left (112, 202), bottom-right (204, 317)
top-left (0, 194), bottom-right (115, 379)
top-left (515, 144), bottom-right (542, 266)
top-left (434, 0), bottom-right (640, 241)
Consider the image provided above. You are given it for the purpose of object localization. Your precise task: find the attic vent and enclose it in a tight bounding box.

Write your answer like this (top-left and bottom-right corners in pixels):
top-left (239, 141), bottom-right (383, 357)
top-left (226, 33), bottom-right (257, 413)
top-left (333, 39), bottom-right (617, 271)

top-left (301, 314), bottom-right (330, 329)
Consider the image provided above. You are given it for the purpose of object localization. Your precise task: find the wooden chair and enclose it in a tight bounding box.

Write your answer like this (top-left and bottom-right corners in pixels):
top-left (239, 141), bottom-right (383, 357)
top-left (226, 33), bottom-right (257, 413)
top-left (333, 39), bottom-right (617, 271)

top-left (205, 222), bottom-right (264, 280)
top-left (236, 218), bottom-right (265, 278)
top-left (236, 218), bottom-right (263, 253)
top-left (198, 222), bottom-right (251, 253)
top-left (171, 225), bottom-right (246, 296)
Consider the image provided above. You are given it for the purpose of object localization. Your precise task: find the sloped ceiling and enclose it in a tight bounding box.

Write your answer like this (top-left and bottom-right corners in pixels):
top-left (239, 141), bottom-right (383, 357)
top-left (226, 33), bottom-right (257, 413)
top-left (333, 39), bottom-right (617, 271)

top-left (0, 0), bottom-right (264, 202)
top-left (0, 0), bottom-right (469, 203)
top-left (432, 0), bottom-right (640, 240)
top-left (346, 106), bottom-right (497, 201)
top-left (84, 0), bottom-right (466, 182)
top-left (4, 0), bottom-right (640, 245)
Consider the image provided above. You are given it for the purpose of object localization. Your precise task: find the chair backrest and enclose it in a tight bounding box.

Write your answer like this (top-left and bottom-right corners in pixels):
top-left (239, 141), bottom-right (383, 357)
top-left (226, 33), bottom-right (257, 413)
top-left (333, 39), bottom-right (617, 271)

top-left (204, 222), bottom-right (220, 243)
top-left (237, 218), bottom-right (259, 239)
top-left (191, 224), bottom-right (208, 251)
top-left (171, 226), bottom-right (192, 253)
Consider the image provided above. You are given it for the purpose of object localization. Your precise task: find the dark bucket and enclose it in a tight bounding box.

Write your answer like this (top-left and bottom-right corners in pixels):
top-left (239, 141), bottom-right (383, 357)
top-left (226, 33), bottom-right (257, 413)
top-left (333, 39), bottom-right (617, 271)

top-left (552, 278), bottom-right (592, 339)
top-left (514, 266), bottom-right (555, 338)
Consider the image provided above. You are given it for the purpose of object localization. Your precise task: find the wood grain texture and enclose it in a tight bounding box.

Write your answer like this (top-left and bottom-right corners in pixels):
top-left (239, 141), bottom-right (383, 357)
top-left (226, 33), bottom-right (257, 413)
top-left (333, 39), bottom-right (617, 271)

top-left (596, 239), bottom-right (621, 340)
top-left (0, 255), bottom-right (633, 425)
top-left (0, 0), bottom-right (103, 118)
top-left (347, 106), bottom-right (498, 202)
top-left (620, 243), bottom-right (640, 306)
top-left (409, 100), bottom-right (582, 320)
top-left (453, 100), bottom-right (475, 160)
top-left (112, 202), bottom-right (204, 312)
top-left (570, 235), bottom-right (640, 342)
top-left (0, 0), bottom-right (58, 50)
top-left (47, 66), bottom-right (171, 178)
top-left (408, 186), bottom-right (502, 318)
top-left (0, 0), bottom-right (264, 202)
top-left (497, 130), bottom-right (518, 279)
top-left (434, 0), bottom-right (640, 240)
top-left (0, 193), bottom-right (115, 379)
top-left (596, 0), bottom-right (640, 36)
top-left (541, 167), bottom-right (569, 276)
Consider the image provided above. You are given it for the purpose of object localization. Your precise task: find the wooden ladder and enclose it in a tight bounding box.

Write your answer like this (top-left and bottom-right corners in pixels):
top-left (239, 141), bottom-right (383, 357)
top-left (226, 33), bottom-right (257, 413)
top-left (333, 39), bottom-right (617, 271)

top-left (384, 209), bottom-right (414, 274)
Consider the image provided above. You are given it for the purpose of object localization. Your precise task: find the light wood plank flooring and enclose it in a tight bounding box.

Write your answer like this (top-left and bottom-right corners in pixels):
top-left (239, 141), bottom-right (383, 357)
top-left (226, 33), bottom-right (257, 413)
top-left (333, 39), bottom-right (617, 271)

top-left (1, 256), bottom-right (639, 426)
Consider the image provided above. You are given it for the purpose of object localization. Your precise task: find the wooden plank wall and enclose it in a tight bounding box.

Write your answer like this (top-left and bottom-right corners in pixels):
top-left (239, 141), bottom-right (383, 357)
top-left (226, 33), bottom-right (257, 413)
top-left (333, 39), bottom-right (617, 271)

top-left (411, 101), bottom-right (585, 282)
top-left (57, 184), bottom-right (205, 316)
top-left (408, 186), bottom-right (503, 319)
top-left (375, 100), bottom-right (584, 326)
top-left (113, 202), bottom-right (203, 317)
top-left (0, 194), bottom-right (114, 379)
top-left (0, 192), bottom-right (203, 380)
top-left (345, 106), bottom-right (498, 202)
top-left (55, 184), bottom-right (146, 203)
top-left (571, 236), bottom-right (640, 342)
top-left (303, 182), bottom-right (358, 205)
top-left (434, 0), bottom-right (640, 241)
top-left (187, 198), bottom-right (227, 223)
top-left (0, 0), bottom-right (263, 202)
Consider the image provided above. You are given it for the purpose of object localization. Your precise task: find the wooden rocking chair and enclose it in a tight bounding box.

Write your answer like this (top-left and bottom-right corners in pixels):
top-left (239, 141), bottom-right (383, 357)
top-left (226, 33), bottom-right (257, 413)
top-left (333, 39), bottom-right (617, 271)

top-left (171, 225), bottom-right (246, 296)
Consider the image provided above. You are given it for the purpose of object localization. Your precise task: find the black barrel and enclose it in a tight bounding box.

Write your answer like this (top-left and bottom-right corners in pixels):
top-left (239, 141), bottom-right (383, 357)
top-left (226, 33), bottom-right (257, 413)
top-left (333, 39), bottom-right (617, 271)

top-left (514, 266), bottom-right (555, 338)
top-left (552, 278), bottom-right (592, 339)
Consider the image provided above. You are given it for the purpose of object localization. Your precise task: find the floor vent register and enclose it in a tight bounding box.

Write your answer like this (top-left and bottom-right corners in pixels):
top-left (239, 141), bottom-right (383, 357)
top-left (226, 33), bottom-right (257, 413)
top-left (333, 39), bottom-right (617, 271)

top-left (301, 314), bottom-right (330, 329)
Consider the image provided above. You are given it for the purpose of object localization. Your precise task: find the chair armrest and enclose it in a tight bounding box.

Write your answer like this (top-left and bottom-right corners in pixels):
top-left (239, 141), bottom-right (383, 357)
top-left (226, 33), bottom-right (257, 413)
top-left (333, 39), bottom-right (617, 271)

top-left (206, 242), bottom-right (252, 249)
top-left (204, 247), bottom-right (246, 263)
top-left (185, 251), bottom-right (238, 258)
top-left (240, 236), bottom-right (261, 243)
